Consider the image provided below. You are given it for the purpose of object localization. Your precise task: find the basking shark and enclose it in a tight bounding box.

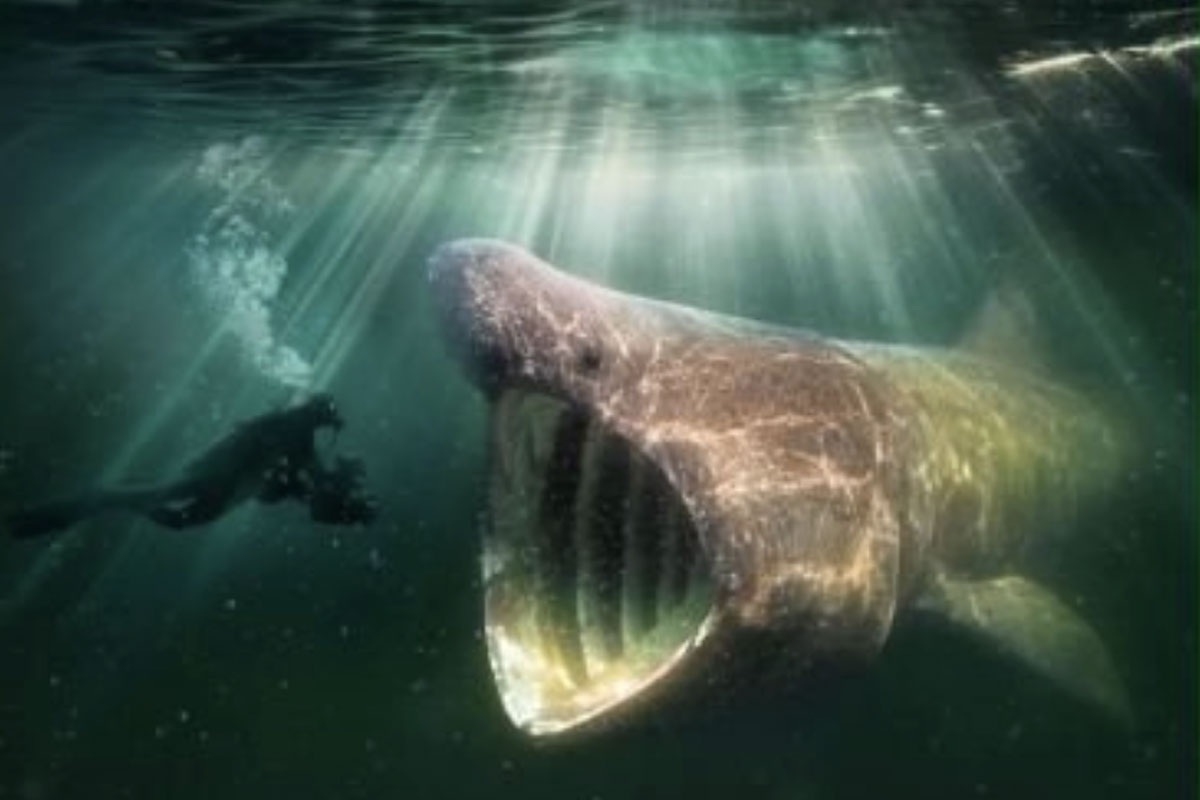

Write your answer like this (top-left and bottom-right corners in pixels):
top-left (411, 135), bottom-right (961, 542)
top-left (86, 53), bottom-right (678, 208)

top-left (428, 238), bottom-right (1132, 737)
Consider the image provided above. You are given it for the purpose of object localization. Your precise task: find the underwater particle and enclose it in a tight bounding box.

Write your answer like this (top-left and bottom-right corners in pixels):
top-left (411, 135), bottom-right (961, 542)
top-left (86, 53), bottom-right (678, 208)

top-left (19, 777), bottom-right (48, 800)
top-left (47, 674), bottom-right (60, 688)
top-left (178, 709), bottom-right (190, 724)
top-left (339, 624), bottom-right (350, 639)
top-left (408, 679), bottom-right (427, 695)
top-left (223, 597), bottom-right (238, 611)
top-left (367, 547), bottom-right (386, 570)
top-left (154, 725), bottom-right (167, 740)
top-left (278, 678), bottom-right (290, 691)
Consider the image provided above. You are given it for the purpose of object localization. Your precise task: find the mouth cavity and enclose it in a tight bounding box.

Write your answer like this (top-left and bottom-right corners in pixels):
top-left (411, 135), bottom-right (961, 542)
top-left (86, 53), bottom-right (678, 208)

top-left (485, 390), bottom-right (717, 736)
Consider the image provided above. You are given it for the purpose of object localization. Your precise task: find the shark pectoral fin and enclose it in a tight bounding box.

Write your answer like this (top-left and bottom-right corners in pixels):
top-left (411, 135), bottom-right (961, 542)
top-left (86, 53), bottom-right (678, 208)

top-left (919, 573), bottom-right (1132, 727)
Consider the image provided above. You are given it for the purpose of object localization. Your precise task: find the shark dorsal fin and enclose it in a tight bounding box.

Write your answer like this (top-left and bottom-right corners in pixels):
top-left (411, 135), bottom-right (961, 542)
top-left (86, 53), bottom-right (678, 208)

top-left (959, 285), bottom-right (1047, 373)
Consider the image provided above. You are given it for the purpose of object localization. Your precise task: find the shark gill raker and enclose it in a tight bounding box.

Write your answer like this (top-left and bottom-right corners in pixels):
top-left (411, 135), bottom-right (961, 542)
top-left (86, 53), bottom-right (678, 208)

top-left (428, 238), bottom-right (1131, 737)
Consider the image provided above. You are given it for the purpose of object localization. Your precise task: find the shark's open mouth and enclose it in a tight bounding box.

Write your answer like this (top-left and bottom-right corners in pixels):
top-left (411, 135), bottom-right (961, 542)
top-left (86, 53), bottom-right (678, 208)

top-left (484, 390), bottom-right (718, 735)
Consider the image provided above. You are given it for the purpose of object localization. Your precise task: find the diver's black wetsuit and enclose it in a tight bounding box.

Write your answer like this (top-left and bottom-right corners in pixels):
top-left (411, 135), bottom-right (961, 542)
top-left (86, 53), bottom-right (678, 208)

top-left (6, 394), bottom-right (378, 538)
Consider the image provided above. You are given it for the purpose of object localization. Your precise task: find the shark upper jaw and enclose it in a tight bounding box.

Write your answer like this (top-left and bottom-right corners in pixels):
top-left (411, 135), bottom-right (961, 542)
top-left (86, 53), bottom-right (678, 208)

top-left (430, 239), bottom-right (725, 736)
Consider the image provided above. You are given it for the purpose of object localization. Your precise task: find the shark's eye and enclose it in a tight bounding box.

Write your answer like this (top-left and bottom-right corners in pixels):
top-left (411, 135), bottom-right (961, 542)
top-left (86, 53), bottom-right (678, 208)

top-left (577, 345), bottom-right (603, 373)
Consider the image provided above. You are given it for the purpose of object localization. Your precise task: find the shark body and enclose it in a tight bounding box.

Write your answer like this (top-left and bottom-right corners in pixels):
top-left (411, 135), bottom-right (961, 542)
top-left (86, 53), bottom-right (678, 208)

top-left (429, 238), bottom-right (1131, 737)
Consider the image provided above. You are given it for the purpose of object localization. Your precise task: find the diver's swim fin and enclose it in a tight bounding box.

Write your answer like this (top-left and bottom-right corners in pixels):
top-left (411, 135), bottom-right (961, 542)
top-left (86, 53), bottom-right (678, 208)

top-left (6, 494), bottom-right (101, 538)
top-left (6, 487), bottom-right (166, 538)
top-left (918, 572), bottom-right (1132, 727)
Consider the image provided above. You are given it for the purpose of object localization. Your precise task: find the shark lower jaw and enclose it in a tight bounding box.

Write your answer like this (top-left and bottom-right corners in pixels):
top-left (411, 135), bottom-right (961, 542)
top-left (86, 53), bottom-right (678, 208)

top-left (483, 389), bottom-right (718, 737)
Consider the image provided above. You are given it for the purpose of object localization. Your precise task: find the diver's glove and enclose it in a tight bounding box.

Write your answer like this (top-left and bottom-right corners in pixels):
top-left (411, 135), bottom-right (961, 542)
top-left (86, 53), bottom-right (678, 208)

top-left (257, 457), bottom-right (315, 504)
top-left (308, 455), bottom-right (379, 526)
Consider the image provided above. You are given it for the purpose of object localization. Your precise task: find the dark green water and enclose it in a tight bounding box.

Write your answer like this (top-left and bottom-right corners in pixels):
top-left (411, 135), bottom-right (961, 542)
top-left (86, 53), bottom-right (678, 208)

top-left (0, 1), bottom-right (1194, 798)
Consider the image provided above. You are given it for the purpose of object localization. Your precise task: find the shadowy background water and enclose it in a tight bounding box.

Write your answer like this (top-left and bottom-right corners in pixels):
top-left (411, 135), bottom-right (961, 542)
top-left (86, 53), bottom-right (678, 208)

top-left (0, 1), bottom-right (1194, 798)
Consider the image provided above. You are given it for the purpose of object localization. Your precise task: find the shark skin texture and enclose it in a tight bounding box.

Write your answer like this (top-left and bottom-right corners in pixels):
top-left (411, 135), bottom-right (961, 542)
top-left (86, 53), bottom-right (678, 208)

top-left (428, 238), bottom-right (1132, 738)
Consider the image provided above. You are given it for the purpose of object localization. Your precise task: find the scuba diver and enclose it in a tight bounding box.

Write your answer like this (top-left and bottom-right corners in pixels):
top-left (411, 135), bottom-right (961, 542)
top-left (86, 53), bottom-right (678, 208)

top-left (6, 393), bottom-right (378, 539)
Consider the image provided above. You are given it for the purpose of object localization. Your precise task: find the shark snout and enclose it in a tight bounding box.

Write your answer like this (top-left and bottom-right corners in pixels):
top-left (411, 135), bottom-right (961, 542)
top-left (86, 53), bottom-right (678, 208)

top-left (426, 238), bottom-right (506, 342)
top-left (429, 238), bottom-right (619, 397)
top-left (428, 238), bottom-right (532, 390)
